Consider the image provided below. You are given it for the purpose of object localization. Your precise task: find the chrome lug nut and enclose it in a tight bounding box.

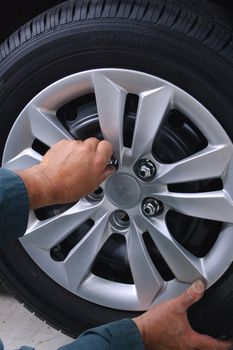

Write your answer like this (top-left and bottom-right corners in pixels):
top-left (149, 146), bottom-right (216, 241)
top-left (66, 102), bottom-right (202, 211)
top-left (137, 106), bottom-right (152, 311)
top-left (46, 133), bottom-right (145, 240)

top-left (142, 198), bottom-right (163, 217)
top-left (140, 165), bottom-right (152, 179)
top-left (136, 159), bottom-right (156, 181)
top-left (107, 155), bottom-right (119, 169)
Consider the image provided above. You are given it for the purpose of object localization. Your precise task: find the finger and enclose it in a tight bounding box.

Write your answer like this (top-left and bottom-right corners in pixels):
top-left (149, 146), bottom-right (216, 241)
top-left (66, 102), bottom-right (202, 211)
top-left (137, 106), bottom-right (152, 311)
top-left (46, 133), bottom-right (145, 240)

top-left (98, 168), bottom-right (116, 184)
top-left (103, 166), bottom-right (116, 179)
top-left (193, 333), bottom-right (232, 350)
top-left (96, 140), bottom-right (113, 166)
top-left (75, 140), bottom-right (84, 145)
top-left (84, 137), bottom-right (100, 150)
top-left (176, 280), bottom-right (206, 311)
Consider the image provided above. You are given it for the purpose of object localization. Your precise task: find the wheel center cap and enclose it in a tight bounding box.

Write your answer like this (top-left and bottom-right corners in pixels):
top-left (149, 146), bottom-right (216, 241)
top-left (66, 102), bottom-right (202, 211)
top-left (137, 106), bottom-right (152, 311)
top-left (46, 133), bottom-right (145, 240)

top-left (105, 173), bottom-right (141, 209)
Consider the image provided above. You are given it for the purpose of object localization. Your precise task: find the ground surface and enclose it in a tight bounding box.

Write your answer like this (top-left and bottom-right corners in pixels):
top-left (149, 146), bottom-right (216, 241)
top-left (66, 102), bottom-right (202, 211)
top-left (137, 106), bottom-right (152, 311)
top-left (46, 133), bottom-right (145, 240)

top-left (0, 283), bottom-right (72, 350)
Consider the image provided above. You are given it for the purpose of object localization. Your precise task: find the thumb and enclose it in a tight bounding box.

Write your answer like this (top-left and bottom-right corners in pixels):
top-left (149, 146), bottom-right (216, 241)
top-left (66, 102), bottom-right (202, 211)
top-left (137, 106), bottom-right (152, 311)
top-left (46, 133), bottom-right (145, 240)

top-left (176, 280), bottom-right (206, 311)
top-left (103, 166), bottom-right (116, 179)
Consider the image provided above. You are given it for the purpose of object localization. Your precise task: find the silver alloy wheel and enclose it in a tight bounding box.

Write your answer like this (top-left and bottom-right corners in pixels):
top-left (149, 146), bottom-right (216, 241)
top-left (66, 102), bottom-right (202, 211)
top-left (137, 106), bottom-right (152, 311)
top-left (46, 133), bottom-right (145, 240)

top-left (3, 68), bottom-right (233, 311)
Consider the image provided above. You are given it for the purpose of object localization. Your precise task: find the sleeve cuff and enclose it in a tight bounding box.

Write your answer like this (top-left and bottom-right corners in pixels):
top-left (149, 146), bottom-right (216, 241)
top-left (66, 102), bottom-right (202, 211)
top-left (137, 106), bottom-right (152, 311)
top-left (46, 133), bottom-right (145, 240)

top-left (0, 168), bottom-right (29, 244)
top-left (106, 319), bottom-right (144, 349)
top-left (80, 318), bottom-right (144, 350)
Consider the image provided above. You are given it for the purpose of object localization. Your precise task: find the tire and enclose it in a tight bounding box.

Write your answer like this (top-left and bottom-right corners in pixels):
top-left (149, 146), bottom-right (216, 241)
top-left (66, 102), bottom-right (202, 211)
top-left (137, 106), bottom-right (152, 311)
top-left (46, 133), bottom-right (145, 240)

top-left (0, 0), bottom-right (233, 339)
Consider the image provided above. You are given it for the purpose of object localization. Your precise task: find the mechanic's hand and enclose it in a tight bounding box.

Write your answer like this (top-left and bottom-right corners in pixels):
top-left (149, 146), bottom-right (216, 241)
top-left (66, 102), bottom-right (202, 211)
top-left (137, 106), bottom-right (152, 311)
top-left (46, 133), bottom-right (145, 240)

top-left (133, 280), bottom-right (232, 350)
top-left (19, 138), bottom-right (115, 209)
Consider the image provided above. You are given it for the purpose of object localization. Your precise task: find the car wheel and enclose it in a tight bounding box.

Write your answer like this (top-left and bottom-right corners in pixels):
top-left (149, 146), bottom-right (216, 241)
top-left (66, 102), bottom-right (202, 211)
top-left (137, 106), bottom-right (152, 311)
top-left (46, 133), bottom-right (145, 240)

top-left (0, 0), bottom-right (233, 339)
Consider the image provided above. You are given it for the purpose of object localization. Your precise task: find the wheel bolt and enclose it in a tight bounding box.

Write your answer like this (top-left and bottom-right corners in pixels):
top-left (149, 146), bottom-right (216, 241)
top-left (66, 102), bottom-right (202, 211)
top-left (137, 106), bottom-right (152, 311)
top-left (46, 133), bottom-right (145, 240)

top-left (135, 159), bottom-right (156, 181)
top-left (142, 198), bottom-right (163, 217)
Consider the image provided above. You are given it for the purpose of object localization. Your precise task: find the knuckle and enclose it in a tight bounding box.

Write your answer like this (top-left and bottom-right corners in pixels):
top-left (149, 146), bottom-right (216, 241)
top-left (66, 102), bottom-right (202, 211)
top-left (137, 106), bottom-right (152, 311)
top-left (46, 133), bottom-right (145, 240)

top-left (60, 139), bottom-right (70, 146)
top-left (89, 137), bottom-right (99, 142)
top-left (101, 140), bottom-right (113, 151)
top-left (94, 157), bottom-right (105, 169)
top-left (69, 140), bottom-right (76, 147)
top-left (185, 291), bottom-right (195, 304)
top-left (85, 137), bottom-right (99, 146)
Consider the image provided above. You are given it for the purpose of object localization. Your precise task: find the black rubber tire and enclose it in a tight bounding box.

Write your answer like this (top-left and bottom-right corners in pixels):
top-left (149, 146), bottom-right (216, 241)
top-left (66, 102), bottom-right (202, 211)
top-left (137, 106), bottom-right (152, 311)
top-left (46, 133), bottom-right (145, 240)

top-left (0, 0), bottom-right (233, 339)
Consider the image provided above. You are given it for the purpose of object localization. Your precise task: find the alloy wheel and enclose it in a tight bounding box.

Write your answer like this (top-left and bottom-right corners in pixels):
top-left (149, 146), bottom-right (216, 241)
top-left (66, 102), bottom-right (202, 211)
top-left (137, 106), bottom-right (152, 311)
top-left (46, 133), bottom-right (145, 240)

top-left (3, 69), bottom-right (233, 311)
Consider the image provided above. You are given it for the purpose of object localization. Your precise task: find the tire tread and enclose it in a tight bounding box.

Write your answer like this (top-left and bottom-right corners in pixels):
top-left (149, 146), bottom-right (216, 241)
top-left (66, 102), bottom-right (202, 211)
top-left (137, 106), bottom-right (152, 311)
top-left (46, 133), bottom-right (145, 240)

top-left (0, 0), bottom-right (233, 64)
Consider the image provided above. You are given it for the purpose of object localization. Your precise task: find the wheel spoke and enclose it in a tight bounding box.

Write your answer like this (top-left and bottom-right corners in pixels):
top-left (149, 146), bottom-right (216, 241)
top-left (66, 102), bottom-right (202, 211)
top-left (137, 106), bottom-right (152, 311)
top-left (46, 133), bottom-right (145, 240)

top-left (156, 190), bottom-right (233, 223)
top-left (22, 200), bottom-right (100, 249)
top-left (130, 87), bottom-right (172, 164)
top-left (28, 104), bottom-right (73, 147)
top-left (156, 144), bottom-right (233, 184)
top-left (64, 211), bottom-right (110, 290)
top-left (145, 218), bottom-right (205, 282)
top-left (92, 73), bottom-right (127, 163)
top-left (127, 220), bottom-right (164, 308)
top-left (4, 148), bottom-right (42, 171)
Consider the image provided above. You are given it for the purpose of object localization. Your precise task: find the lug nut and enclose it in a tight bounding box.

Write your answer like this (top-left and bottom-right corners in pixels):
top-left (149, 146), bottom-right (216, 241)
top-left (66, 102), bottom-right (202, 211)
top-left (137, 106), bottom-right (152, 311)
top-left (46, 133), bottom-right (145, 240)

top-left (107, 155), bottom-right (118, 169)
top-left (136, 159), bottom-right (156, 181)
top-left (115, 210), bottom-right (129, 222)
top-left (112, 210), bottom-right (130, 229)
top-left (142, 198), bottom-right (163, 217)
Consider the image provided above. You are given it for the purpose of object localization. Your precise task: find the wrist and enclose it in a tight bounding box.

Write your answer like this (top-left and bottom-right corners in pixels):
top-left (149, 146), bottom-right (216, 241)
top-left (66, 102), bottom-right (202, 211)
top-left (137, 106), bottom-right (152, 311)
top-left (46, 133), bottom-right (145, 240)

top-left (18, 165), bottom-right (54, 209)
top-left (132, 317), bottom-right (147, 348)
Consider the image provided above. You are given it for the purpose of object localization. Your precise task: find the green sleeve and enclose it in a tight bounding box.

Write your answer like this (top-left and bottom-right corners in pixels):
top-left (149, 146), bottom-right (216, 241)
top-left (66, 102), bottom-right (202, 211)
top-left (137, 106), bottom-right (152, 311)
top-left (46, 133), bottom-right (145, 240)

top-left (0, 168), bottom-right (29, 245)
top-left (58, 319), bottom-right (144, 350)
